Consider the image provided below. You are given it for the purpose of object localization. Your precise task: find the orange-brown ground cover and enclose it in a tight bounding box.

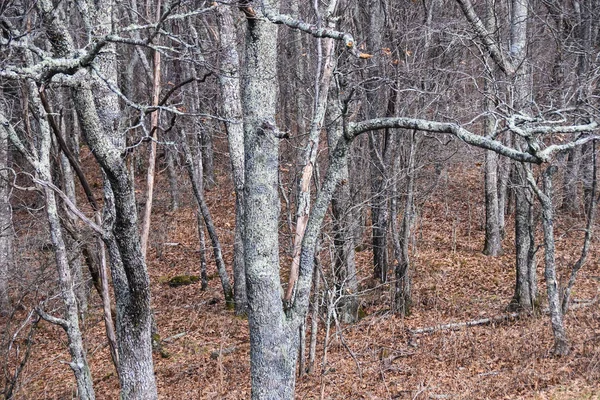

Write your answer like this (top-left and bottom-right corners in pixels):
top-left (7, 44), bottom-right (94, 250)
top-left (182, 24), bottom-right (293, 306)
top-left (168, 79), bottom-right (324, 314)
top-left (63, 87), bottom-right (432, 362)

top-left (5, 158), bottom-right (600, 399)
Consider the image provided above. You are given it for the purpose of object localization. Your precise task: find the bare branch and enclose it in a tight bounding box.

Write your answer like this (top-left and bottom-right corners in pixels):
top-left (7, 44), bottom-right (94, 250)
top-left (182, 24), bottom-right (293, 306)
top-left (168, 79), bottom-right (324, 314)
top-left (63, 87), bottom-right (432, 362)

top-left (260, 6), bottom-right (370, 59)
top-left (348, 117), bottom-right (541, 163)
top-left (31, 177), bottom-right (107, 238)
top-left (455, 0), bottom-right (515, 75)
top-left (36, 307), bottom-right (69, 330)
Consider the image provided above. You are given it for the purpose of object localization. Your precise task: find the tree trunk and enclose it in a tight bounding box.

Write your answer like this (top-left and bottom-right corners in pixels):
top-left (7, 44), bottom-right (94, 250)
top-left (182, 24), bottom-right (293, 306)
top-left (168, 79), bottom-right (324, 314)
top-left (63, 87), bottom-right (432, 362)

top-left (140, 1), bottom-right (162, 260)
top-left (326, 77), bottom-right (358, 324)
top-left (529, 166), bottom-right (569, 355)
top-left (242, 3), bottom-right (297, 398)
top-left (393, 132), bottom-right (416, 315)
top-left (0, 100), bottom-right (12, 315)
top-left (366, 0), bottom-right (389, 283)
top-left (286, 2), bottom-right (339, 303)
top-left (71, 74), bottom-right (158, 400)
top-left (511, 163), bottom-right (536, 310)
top-left (6, 77), bottom-right (96, 399)
top-left (562, 147), bottom-right (581, 212)
top-left (483, 148), bottom-right (502, 255)
top-left (181, 131), bottom-right (234, 306)
top-left (166, 147), bottom-right (179, 212)
top-left (216, 3), bottom-right (247, 314)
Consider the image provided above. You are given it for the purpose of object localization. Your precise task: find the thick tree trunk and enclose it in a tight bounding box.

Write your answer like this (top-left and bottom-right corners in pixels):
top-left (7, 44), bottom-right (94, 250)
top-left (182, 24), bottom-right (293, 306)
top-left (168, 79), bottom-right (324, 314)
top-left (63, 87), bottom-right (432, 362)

top-left (242, 4), bottom-right (297, 398)
top-left (483, 149), bottom-right (502, 255)
top-left (482, 53), bottom-right (502, 255)
top-left (511, 164), bottom-right (536, 310)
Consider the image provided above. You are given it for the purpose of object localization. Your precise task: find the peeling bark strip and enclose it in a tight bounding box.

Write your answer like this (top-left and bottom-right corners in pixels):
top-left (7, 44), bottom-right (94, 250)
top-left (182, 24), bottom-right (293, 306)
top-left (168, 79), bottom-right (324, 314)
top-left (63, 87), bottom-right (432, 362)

top-left (286, 0), bottom-right (339, 302)
top-left (140, 0), bottom-right (163, 260)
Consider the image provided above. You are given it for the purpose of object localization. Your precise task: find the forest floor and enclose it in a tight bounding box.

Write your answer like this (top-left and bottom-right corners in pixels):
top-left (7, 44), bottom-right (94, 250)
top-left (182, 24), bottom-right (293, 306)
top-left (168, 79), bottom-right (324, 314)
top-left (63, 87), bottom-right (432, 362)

top-left (6, 155), bottom-right (600, 399)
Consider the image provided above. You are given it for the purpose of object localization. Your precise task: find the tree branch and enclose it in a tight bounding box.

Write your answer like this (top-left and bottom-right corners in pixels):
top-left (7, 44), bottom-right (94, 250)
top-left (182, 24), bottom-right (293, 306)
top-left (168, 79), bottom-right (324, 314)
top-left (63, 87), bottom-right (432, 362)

top-left (455, 0), bottom-right (515, 75)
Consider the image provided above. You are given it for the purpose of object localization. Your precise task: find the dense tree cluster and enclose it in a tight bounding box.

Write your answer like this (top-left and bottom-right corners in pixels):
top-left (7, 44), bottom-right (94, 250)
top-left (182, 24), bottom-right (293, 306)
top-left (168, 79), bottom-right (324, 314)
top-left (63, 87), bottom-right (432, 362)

top-left (0, 0), bottom-right (598, 398)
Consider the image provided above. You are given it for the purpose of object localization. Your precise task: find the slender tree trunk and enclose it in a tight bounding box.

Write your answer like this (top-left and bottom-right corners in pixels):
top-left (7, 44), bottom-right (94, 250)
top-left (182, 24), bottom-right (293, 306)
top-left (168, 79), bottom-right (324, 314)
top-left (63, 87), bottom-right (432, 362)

top-left (393, 132), bottom-right (416, 315)
top-left (6, 77), bottom-right (96, 398)
top-left (562, 148), bottom-right (581, 212)
top-left (201, 132), bottom-right (216, 189)
top-left (0, 100), bottom-right (12, 315)
top-left (286, 1), bottom-right (339, 303)
top-left (307, 261), bottom-right (320, 375)
top-left (56, 102), bottom-right (89, 321)
top-left (497, 138), bottom-right (511, 236)
top-left (197, 210), bottom-right (209, 291)
top-left (140, 0), bottom-right (162, 260)
top-left (366, 0), bottom-right (389, 283)
top-left (181, 131), bottom-right (233, 306)
top-left (166, 147), bottom-right (179, 212)
top-left (562, 141), bottom-right (597, 314)
top-left (326, 75), bottom-right (358, 323)
top-left (216, 3), bottom-right (247, 314)
top-left (529, 166), bottom-right (569, 355)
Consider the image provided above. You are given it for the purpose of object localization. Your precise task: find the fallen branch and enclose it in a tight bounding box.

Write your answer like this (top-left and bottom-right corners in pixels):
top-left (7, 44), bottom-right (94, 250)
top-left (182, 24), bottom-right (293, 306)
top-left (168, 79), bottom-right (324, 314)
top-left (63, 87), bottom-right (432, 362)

top-left (162, 332), bottom-right (187, 343)
top-left (410, 299), bottom-right (597, 335)
top-left (409, 312), bottom-right (522, 335)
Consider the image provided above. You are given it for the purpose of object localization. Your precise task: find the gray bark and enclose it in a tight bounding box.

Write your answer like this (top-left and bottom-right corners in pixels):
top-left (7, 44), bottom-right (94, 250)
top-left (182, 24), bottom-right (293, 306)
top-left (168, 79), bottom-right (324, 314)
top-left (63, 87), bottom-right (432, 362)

top-left (216, 3), bottom-right (247, 314)
top-left (0, 100), bottom-right (12, 315)
top-left (242, 3), bottom-right (297, 398)
top-left (197, 210), bottom-right (209, 291)
top-left (201, 126), bottom-right (216, 189)
top-left (528, 166), bottom-right (569, 355)
top-left (562, 147), bottom-right (581, 212)
top-left (483, 148), bottom-right (502, 255)
top-left (35, 0), bottom-right (159, 392)
top-left (366, 0), bottom-right (389, 283)
top-left (326, 77), bottom-right (358, 323)
top-left (482, 2), bottom-right (503, 256)
top-left (393, 132), bottom-right (416, 315)
top-left (166, 147), bottom-right (179, 211)
top-left (511, 163), bottom-right (536, 310)
top-left (181, 131), bottom-right (234, 306)
top-left (56, 100), bottom-right (89, 321)
top-left (287, 0), bottom-right (339, 303)
top-left (562, 142), bottom-right (597, 314)
top-left (4, 76), bottom-right (95, 399)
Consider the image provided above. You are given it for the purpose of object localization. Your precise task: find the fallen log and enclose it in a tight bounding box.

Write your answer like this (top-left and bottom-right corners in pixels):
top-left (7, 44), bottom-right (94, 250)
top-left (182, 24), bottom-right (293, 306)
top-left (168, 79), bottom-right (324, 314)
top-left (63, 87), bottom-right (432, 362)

top-left (409, 298), bottom-right (597, 335)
